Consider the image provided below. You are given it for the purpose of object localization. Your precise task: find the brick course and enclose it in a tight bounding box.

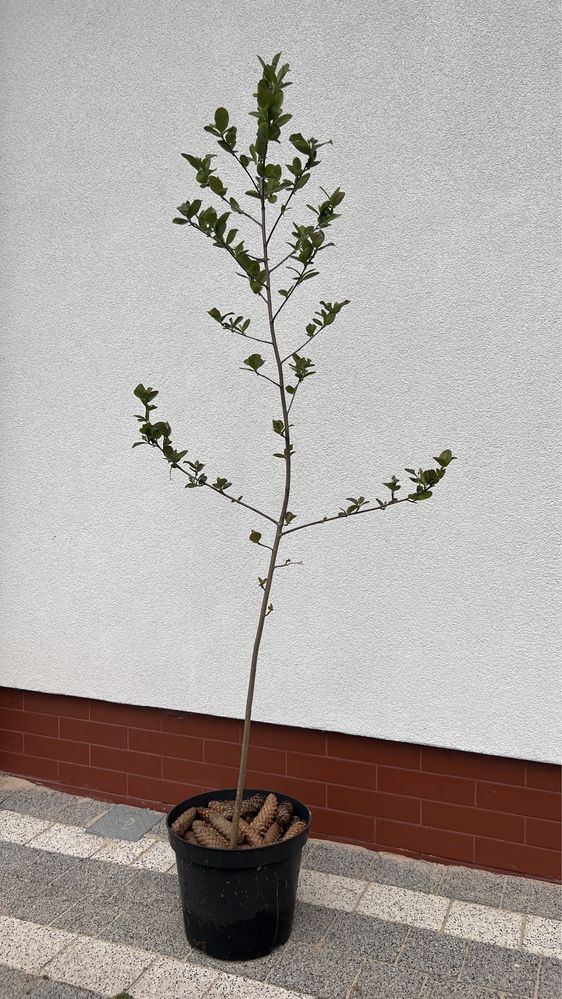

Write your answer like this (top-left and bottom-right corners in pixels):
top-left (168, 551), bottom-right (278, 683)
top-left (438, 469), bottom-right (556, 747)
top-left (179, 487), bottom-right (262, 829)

top-left (0, 686), bottom-right (560, 881)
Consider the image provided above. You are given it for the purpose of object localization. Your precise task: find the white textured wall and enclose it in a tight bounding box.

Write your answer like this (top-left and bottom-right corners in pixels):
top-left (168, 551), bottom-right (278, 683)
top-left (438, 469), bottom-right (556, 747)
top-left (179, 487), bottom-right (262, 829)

top-left (1, 0), bottom-right (560, 763)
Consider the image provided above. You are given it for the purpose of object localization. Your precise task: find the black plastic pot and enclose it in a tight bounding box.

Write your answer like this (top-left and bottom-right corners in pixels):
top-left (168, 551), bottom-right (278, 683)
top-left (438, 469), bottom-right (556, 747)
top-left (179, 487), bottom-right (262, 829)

top-left (167, 787), bottom-right (310, 961)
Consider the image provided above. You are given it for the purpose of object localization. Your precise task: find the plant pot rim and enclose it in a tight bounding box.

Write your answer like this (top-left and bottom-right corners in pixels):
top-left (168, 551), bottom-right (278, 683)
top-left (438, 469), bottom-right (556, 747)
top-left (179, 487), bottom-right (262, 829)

top-left (167, 787), bottom-right (311, 869)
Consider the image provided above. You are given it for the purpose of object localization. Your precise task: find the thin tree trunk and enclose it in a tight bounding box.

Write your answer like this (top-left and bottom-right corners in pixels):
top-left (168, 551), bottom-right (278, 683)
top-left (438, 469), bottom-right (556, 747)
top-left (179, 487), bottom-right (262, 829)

top-left (229, 181), bottom-right (293, 846)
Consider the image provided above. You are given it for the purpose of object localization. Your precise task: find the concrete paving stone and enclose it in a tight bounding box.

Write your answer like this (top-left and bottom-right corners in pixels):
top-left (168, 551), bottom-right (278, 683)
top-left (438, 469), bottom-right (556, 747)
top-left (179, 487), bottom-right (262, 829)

top-left (0, 790), bottom-right (76, 823)
top-left (0, 881), bottom-right (86, 926)
top-left (29, 824), bottom-right (106, 859)
top-left (325, 909), bottom-right (408, 962)
top-left (0, 966), bottom-right (40, 998)
top-left (444, 900), bottom-right (523, 949)
top-left (130, 841), bottom-right (175, 872)
top-left (58, 798), bottom-right (110, 830)
top-left (31, 979), bottom-right (106, 999)
top-left (502, 877), bottom-right (562, 921)
top-left (439, 866), bottom-right (505, 908)
top-left (372, 853), bottom-right (445, 894)
top-left (461, 940), bottom-right (541, 995)
top-left (129, 956), bottom-right (220, 998)
top-left (297, 868), bottom-right (366, 911)
top-left (537, 956), bottom-right (562, 998)
top-left (303, 840), bottom-right (378, 880)
top-left (290, 901), bottom-right (339, 945)
top-left (119, 869), bottom-right (181, 910)
top-left (0, 811), bottom-right (53, 845)
top-left (141, 815), bottom-right (168, 841)
top-left (86, 804), bottom-right (163, 842)
top-left (188, 943), bottom-right (284, 982)
top-left (268, 943), bottom-right (362, 999)
top-left (0, 915), bottom-right (75, 974)
top-left (91, 838), bottom-right (152, 866)
top-left (53, 855), bottom-right (137, 895)
top-left (43, 936), bottom-right (152, 995)
top-left (397, 926), bottom-right (467, 978)
top-left (0, 788), bottom-right (16, 805)
top-left (422, 979), bottom-right (501, 998)
top-left (354, 958), bottom-right (425, 998)
top-left (523, 916), bottom-right (562, 959)
top-left (0, 839), bottom-right (37, 873)
top-left (107, 900), bottom-right (190, 959)
top-left (301, 839), bottom-right (318, 864)
top-left (358, 882), bottom-right (449, 930)
top-left (208, 972), bottom-right (315, 998)
top-left (50, 895), bottom-right (123, 936)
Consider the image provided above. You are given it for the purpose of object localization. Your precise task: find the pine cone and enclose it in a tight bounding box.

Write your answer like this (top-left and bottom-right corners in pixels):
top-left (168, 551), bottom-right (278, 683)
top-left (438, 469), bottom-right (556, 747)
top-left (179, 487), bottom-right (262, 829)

top-left (240, 793), bottom-right (266, 818)
top-left (197, 806), bottom-right (211, 821)
top-left (184, 830), bottom-right (198, 844)
top-left (263, 820), bottom-right (282, 844)
top-left (282, 818), bottom-right (306, 841)
top-left (276, 800), bottom-right (294, 829)
top-left (251, 793), bottom-right (278, 834)
top-left (238, 817), bottom-right (263, 848)
top-left (207, 810), bottom-right (243, 845)
top-left (192, 820), bottom-right (228, 849)
top-left (208, 799), bottom-right (235, 815)
top-left (170, 806), bottom-right (197, 837)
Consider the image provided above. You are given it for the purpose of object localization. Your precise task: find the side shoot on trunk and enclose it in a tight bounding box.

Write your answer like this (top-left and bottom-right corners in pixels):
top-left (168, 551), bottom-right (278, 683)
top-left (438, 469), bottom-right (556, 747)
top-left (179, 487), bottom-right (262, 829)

top-left (132, 54), bottom-right (456, 847)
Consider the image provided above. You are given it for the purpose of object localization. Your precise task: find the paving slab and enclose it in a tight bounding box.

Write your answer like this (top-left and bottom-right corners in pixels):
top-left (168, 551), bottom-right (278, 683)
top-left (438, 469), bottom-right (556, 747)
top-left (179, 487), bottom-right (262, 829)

top-left (129, 956), bottom-right (220, 998)
top-left (268, 943), bottom-right (362, 999)
top-left (289, 902), bottom-right (339, 946)
top-left (297, 867), bottom-right (366, 911)
top-left (537, 956), bottom-right (562, 999)
top-left (522, 915), bottom-right (562, 959)
top-left (208, 974), bottom-right (314, 998)
top-left (86, 804), bottom-right (162, 842)
top-left (303, 840), bottom-right (379, 880)
top-left (358, 882), bottom-right (449, 930)
top-left (372, 853), bottom-right (445, 894)
top-left (107, 899), bottom-right (191, 959)
top-left (0, 790), bottom-right (78, 823)
top-left (325, 909), bottom-right (407, 961)
top-left (43, 936), bottom-right (152, 995)
top-left (422, 980), bottom-right (500, 998)
top-left (188, 942), bottom-right (284, 983)
top-left (397, 926), bottom-right (467, 978)
top-left (439, 866), bottom-right (505, 908)
top-left (354, 958), bottom-right (426, 997)
top-left (502, 876), bottom-right (562, 921)
top-left (0, 916), bottom-right (75, 975)
top-left (30, 824), bottom-right (107, 859)
top-left (461, 940), bottom-right (541, 995)
top-left (444, 900), bottom-right (523, 949)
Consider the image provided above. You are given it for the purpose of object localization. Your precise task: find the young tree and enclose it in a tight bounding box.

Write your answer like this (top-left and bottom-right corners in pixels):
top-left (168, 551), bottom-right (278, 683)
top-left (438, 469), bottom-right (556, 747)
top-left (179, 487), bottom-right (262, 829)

top-left (133, 53), bottom-right (456, 847)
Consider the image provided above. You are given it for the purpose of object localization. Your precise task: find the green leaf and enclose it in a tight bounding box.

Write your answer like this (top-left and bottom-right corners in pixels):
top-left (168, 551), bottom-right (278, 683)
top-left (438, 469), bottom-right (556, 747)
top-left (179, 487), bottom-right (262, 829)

top-left (208, 175), bottom-right (227, 196)
top-left (434, 448), bottom-right (456, 467)
top-left (131, 441), bottom-right (146, 448)
top-left (172, 217), bottom-right (189, 224)
top-left (249, 530), bottom-right (262, 544)
top-left (284, 511), bottom-right (296, 524)
top-left (272, 419), bottom-right (285, 436)
top-left (214, 107), bottom-right (229, 131)
top-left (243, 353), bottom-right (265, 371)
top-left (208, 307), bottom-right (222, 322)
top-left (409, 489), bottom-right (433, 501)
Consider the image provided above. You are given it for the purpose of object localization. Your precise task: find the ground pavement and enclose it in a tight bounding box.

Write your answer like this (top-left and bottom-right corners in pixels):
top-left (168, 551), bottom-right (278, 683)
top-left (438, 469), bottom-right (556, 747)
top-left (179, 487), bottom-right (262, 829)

top-left (0, 774), bottom-right (560, 999)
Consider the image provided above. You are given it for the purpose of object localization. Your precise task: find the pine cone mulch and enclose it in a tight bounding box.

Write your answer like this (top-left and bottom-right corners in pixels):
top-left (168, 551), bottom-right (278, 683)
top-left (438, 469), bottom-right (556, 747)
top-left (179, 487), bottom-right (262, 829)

top-left (170, 806), bottom-right (197, 837)
top-left (171, 793), bottom-right (306, 850)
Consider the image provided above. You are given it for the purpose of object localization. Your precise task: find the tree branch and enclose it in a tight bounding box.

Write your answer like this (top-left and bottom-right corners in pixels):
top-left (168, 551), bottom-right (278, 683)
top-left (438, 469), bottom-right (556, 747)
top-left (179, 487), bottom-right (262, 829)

top-left (282, 496), bottom-right (415, 536)
top-left (150, 440), bottom-right (277, 524)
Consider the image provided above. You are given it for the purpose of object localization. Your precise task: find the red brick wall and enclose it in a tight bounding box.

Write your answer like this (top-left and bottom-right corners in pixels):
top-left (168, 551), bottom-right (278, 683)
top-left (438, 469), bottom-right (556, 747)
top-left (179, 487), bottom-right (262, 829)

top-left (1, 687), bottom-right (560, 881)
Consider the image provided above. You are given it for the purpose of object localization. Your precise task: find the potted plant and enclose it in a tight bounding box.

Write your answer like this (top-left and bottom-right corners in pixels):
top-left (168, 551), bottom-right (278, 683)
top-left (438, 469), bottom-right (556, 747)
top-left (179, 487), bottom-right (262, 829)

top-left (132, 52), bottom-right (456, 960)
